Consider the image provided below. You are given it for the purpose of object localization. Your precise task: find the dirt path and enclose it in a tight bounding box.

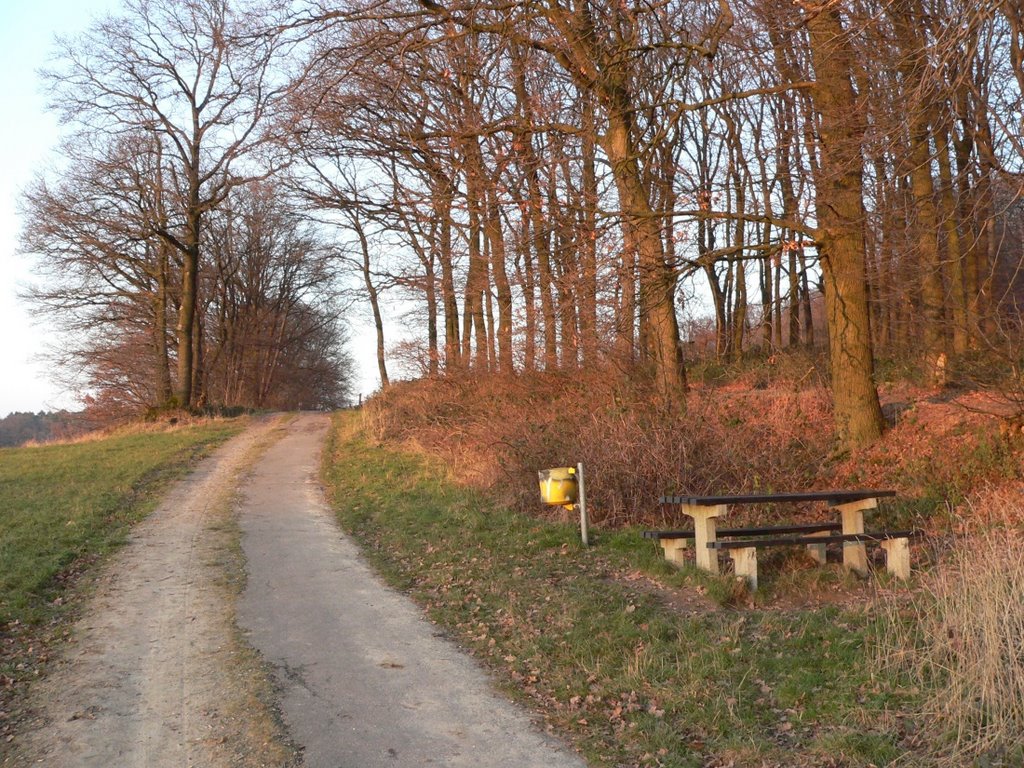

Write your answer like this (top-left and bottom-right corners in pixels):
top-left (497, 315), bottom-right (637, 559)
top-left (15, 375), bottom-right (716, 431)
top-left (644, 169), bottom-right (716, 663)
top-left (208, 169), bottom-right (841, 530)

top-left (10, 413), bottom-right (586, 768)
top-left (237, 411), bottom-right (586, 768)
top-left (11, 414), bottom-right (294, 767)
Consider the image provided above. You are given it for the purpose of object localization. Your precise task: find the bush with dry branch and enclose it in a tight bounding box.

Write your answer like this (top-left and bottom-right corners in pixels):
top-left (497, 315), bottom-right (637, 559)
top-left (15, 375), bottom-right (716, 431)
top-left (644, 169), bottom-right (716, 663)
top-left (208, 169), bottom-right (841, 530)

top-left (364, 370), bottom-right (836, 526)
top-left (876, 518), bottom-right (1024, 766)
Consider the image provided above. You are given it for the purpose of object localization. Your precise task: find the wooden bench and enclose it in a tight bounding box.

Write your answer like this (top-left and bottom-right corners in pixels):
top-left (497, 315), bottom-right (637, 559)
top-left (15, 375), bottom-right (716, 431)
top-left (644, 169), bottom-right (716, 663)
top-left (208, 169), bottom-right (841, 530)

top-left (708, 530), bottom-right (922, 589)
top-left (653, 490), bottom-right (900, 583)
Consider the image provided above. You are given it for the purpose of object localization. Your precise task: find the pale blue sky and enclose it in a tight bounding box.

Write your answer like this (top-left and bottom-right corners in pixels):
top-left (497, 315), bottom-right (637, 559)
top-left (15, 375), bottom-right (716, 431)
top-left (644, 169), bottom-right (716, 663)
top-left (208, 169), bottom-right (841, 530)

top-left (0, 0), bottom-right (382, 416)
top-left (0, 0), bottom-right (118, 416)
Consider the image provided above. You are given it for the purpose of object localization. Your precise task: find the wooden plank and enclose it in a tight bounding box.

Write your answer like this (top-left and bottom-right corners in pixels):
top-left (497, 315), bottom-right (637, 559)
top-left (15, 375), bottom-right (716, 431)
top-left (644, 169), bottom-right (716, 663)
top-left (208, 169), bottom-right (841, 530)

top-left (642, 522), bottom-right (842, 540)
top-left (642, 530), bottom-right (693, 539)
top-left (659, 490), bottom-right (896, 506)
top-left (707, 530), bottom-right (921, 549)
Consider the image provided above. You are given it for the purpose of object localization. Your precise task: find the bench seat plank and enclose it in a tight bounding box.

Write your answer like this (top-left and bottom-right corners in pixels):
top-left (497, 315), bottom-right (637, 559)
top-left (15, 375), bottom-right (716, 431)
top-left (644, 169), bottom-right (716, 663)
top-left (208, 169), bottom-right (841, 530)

top-left (707, 530), bottom-right (921, 549)
top-left (642, 522), bottom-right (842, 540)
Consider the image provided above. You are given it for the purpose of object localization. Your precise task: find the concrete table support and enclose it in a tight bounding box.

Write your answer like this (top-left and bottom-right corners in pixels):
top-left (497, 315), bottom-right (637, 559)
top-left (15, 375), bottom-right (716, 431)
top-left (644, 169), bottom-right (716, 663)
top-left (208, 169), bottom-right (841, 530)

top-left (805, 529), bottom-right (829, 565)
top-left (834, 498), bottom-right (876, 577)
top-left (680, 504), bottom-right (727, 574)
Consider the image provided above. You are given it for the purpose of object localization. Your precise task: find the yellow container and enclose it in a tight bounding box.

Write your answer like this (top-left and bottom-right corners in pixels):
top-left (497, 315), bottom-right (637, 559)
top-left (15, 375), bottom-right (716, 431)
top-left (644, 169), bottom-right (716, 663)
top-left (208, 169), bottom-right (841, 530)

top-left (538, 467), bottom-right (578, 506)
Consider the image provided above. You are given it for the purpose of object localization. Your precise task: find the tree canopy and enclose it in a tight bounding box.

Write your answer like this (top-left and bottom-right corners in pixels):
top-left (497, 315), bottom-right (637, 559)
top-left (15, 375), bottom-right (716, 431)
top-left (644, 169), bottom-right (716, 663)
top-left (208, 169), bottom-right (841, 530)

top-left (21, 0), bottom-right (1024, 446)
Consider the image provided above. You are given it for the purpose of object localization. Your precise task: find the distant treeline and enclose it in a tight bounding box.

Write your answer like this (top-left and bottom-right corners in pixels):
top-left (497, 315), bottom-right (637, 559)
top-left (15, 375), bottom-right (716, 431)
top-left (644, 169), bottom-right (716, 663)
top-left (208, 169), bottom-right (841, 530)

top-left (0, 411), bottom-right (86, 448)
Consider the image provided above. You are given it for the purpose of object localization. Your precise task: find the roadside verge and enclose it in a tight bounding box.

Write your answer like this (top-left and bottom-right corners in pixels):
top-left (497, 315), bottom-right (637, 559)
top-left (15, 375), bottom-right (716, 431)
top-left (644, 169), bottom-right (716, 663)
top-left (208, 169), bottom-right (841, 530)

top-left (322, 412), bottom-right (915, 768)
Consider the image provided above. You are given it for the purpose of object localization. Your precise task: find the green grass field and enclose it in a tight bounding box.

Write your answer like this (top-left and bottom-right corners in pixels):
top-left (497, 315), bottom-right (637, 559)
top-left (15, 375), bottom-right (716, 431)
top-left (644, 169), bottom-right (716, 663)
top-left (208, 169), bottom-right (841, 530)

top-left (0, 420), bottom-right (243, 630)
top-left (323, 414), bottom-right (917, 767)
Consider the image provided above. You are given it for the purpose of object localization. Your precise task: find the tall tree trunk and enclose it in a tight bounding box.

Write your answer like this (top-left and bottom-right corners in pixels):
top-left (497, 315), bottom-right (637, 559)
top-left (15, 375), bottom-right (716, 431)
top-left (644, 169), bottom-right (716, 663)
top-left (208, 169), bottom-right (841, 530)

top-left (472, 141), bottom-right (511, 372)
top-left (462, 167), bottom-right (488, 368)
top-left (433, 178), bottom-right (460, 370)
top-left (787, 241), bottom-right (800, 346)
top-left (191, 306), bottom-right (205, 408)
top-left (176, 238), bottom-right (199, 407)
top-left (534, 205), bottom-right (558, 370)
top-left (892, 0), bottom-right (947, 372)
top-left (481, 192), bottom-right (509, 372)
top-left (730, 185), bottom-right (747, 360)
top-left (549, 158), bottom-right (580, 368)
top-left (153, 243), bottom-right (173, 404)
top-left (553, 193), bottom-right (579, 368)
top-left (773, 251), bottom-right (784, 350)
top-left (776, 104), bottom-right (802, 347)
top-left (953, 109), bottom-right (982, 347)
top-left (511, 45), bottom-right (557, 370)
top-left (579, 90), bottom-right (600, 367)
top-left (761, 254), bottom-right (773, 350)
top-left (697, 185), bottom-right (727, 358)
top-left (973, 112), bottom-right (997, 339)
top-left (595, 85), bottom-right (686, 397)
top-left (800, 247), bottom-right (815, 346)
top-left (484, 246), bottom-right (497, 370)
top-left (935, 118), bottom-right (969, 355)
top-left (424, 250), bottom-right (440, 376)
top-left (354, 219), bottom-right (388, 388)
top-left (731, 258), bottom-right (747, 359)
top-left (908, 119), bottom-right (949, 364)
top-left (804, 1), bottom-right (884, 448)
top-left (617, 246), bottom-right (637, 363)
top-left (519, 211), bottom-right (538, 371)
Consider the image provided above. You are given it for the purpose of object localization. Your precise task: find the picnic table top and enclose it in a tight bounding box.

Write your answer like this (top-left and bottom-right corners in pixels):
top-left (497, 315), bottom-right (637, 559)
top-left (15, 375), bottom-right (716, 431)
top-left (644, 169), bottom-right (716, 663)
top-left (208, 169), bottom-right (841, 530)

top-left (659, 490), bottom-right (896, 507)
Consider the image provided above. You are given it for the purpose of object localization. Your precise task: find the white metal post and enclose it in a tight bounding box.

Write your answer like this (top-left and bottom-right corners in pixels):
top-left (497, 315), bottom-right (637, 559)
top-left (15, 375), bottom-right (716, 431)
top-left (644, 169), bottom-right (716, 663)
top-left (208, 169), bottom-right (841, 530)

top-left (576, 462), bottom-right (589, 546)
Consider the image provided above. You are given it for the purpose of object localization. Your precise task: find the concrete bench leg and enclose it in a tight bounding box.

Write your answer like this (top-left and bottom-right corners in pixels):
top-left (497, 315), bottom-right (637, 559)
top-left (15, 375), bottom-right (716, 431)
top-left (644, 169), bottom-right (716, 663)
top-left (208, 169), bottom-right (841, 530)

top-left (835, 499), bottom-right (874, 577)
top-left (880, 538), bottom-right (911, 579)
top-left (806, 530), bottom-right (828, 565)
top-left (729, 547), bottom-right (758, 590)
top-left (682, 504), bottom-right (727, 575)
top-left (658, 537), bottom-right (689, 566)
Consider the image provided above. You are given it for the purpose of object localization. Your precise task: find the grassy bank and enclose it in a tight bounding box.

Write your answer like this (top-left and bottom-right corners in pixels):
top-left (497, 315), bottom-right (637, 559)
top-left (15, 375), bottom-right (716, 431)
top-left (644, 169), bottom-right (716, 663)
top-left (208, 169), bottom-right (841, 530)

top-left (323, 414), bottom-right (917, 768)
top-left (0, 420), bottom-right (243, 630)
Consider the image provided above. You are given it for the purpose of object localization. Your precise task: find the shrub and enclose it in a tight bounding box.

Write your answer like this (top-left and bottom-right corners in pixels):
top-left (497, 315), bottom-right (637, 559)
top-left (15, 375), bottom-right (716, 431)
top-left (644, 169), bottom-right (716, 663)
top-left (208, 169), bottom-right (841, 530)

top-left (364, 368), bottom-right (835, 527)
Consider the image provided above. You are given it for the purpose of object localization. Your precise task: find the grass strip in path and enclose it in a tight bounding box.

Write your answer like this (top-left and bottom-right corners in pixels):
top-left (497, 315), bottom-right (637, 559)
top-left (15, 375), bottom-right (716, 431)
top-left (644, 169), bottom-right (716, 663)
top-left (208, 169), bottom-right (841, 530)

top-left (323, 414), bottom-right (919, 768)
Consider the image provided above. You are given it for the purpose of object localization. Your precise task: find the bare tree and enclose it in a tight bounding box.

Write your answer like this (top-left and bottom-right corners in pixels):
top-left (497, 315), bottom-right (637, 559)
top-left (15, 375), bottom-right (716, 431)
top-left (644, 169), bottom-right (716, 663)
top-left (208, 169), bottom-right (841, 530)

top-left (203, 182), bottom-right (350, 408)
top-left (21, 132), bottom-right (177, 408)
top-left (797, 1), bottom-right (885, 447)
top-left (42, 0), bottom-right (290, 407)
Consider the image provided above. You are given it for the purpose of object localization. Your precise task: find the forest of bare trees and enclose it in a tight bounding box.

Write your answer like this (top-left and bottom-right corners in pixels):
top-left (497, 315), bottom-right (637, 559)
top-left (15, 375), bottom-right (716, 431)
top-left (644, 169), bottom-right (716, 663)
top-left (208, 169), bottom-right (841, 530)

top-left (20, 0), bottom-right (1024, 447)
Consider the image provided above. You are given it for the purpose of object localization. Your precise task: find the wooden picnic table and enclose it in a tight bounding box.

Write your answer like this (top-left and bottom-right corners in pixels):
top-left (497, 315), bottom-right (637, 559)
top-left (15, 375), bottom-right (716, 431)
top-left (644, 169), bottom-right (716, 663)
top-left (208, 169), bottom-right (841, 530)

top-left (657, 490), bottom-right (897, 577)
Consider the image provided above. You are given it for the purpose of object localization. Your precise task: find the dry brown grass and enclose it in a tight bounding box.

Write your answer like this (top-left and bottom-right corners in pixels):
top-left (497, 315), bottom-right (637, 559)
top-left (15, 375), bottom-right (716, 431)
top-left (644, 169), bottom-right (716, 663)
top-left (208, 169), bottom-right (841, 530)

top-left (18, 412), bottom-right (232, 448)
top-left (364, 368), bottom-right (836, 526)
top-left (363, 364), bottom-right (1024, 534)
top-left (876, 513), bottom-right (1024, 766)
